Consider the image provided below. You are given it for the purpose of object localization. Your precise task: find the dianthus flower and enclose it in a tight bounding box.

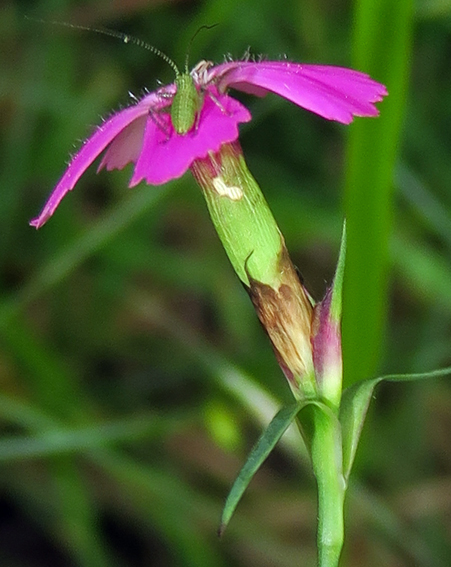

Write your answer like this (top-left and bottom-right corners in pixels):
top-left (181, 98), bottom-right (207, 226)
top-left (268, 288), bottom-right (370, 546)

top-left (29, 49), bottom-right (389, 566)
top-left (30, 58), bottom-right (387, 228)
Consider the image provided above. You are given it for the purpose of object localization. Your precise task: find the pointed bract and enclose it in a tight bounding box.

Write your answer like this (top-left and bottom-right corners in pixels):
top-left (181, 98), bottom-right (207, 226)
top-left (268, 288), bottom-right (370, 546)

top-left (311, 287), bottom-right (343, 409)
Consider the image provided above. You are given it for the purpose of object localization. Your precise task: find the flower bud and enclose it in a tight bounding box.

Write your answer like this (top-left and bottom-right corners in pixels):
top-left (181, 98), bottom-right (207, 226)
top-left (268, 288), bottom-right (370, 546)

top-left (311, 287), bottom-right (342, 409)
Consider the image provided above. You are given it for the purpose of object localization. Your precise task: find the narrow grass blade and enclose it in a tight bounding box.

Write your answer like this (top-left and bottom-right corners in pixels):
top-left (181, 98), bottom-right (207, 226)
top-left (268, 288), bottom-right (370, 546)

top-left (343, 0), bottom-right (415, 387)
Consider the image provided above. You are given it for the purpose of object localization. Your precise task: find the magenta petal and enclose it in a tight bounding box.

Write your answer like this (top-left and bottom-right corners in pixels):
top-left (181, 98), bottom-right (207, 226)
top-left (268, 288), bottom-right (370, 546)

top-left (30, 89), bottom-right (174, 228)
top-left (212, 61), bottom-right (387, 124)
top-left (98, 115), bottom-right (147, 172)
top-left (29, 107), bottom-right (147, 228)
top-left (130, 91), bottom-right (251, 186)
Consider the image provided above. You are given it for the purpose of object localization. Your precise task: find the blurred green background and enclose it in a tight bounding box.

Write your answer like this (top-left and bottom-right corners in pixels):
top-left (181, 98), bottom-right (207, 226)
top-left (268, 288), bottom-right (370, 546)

top-left (1, 0), bottom-right (450, 565)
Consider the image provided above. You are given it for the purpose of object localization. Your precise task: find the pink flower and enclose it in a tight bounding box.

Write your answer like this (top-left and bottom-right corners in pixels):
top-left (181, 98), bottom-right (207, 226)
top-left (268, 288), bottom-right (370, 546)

top-left (30, 59), bottom-right (387, 228)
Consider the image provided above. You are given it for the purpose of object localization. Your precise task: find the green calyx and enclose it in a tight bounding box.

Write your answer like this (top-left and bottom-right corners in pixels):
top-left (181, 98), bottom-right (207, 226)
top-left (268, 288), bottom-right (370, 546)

top-left (191, 142), bottom-right (316, 398)
top-left (191, 142), bottom-right (286, 287)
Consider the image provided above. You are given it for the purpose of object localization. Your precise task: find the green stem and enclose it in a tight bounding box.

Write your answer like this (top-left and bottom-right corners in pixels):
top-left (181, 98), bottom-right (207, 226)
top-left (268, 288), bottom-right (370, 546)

top-left (304, 404), bottom-right (345, 567)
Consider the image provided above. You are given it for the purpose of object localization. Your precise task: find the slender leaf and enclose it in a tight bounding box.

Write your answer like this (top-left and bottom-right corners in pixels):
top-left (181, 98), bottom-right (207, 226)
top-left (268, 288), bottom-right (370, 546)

top-left (219, 401), bottom-right (303, 536)
top-left (340, 366), bottom-right (451, 481)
